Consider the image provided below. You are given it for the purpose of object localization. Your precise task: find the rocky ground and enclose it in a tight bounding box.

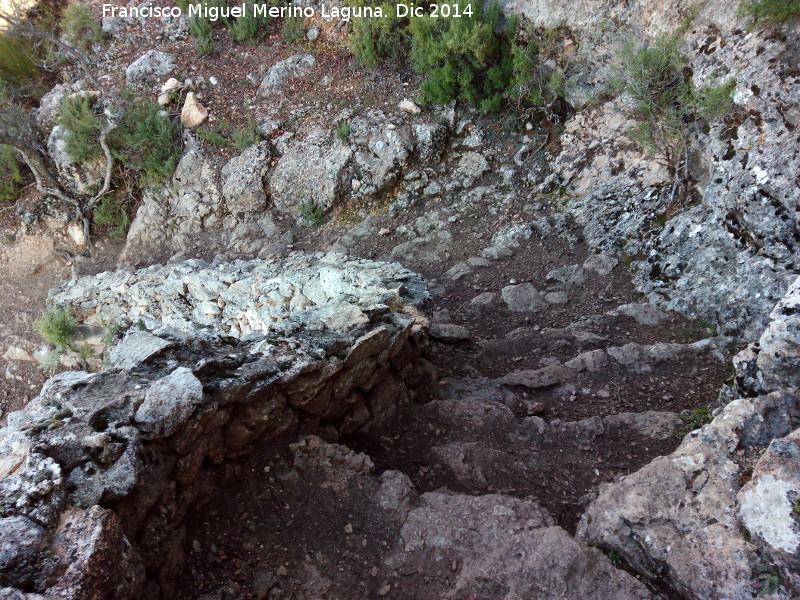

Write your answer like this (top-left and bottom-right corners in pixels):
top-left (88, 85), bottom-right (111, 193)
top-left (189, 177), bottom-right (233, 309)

top-left (1, 0), bottom-right (799, 598)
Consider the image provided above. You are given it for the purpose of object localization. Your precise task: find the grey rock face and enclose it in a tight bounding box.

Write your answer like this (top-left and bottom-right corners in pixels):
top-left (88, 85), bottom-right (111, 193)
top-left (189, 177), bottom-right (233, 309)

top-left (125, 50), bottom-right (177, 87)
top-left (270, 128), bottom-right (353, 216)
top-left (50, 253), bottom-right (428, 338)
top-left (257, 54), bottom-right (317, 96)
top-left (578, 391), bottom-right (799, 600)
top-left (396, 493), bottom-right (654, 600)
top-left (221, 141), bottom-right (271, 214)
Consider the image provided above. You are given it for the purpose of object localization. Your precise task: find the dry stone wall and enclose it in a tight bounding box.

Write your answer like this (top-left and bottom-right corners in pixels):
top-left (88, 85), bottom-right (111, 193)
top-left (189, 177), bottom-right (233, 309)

top-left (0, 254), bottom-right (432, 599)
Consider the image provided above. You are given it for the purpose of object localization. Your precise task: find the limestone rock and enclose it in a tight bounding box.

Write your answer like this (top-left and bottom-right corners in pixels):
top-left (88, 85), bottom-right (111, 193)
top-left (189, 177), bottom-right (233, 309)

top-left (180, 92), bottom-right (208, 129)
top-left (134, 367), bottom-right (205, 438)
top-left (257, 54), bottom-right (317, 96)
top-left (125, 50), bottom-right (177, 88)
top-left (221, 141), bottom-right (271, 213)
top-left (398, 99), bottom-right (421, 114)
top-left (501, 283), bottom-right (547, 312)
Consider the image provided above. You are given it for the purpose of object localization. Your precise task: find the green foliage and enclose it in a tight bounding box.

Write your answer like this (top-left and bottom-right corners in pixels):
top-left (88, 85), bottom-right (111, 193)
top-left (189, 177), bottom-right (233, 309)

top-left (0, 35), bottom-right (43, 91)
top-left (39, 349), bottom-right (62, 372)
top-left (607, 551), bottom-right (622, 567)
top-left (334, 119), bottom-right (351, 141)
top-left (109, 92), bottom-right (182, 184)
top-left (510, 26), bottom-right (567, 111)
top-left (349, 0), bottom-right (410, 68)
top-left (35, 306), bottom-right (77, 350)
top-left (740, 0), bottom-right (800, 25)
top-left (60, 2), bottom-right (103, 51)
top-left (0, 146), bottom-right (24, 203)
top-left (92, 195), bottom-right (130, 239)
top-left (298, 200), bottom-right (325, 226)
top-left (684, 408), bottom-right (712, 430)
top-left (282, 14), bottom-right (306, 43)
top-left (409, 0), bottom-right (515, 111)
top-left (57, 94), bottom-right (103, 163)
top-left (614, 33), bottom-right (694, 149)
top-left (231, 117), bottom-right (261, 152)
top-left (189, 14), bottom-right (216, 56)
top-left (229, 1), bottom-right (271, 44)
top-left (198, 120), bottom-right (232, 147)
top-left (697, 79), bottom-right (737, 120)
top-left (752, 562), bottom-right (782, 595)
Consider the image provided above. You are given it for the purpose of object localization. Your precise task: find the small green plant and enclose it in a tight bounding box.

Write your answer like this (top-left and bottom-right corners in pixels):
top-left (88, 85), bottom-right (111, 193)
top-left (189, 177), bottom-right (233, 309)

top-left (229, 2), bottom-right (271, 44)
top-left (39, 349), bottom-right (61, 372)
top-left (60, 2), bottom-right (103, 51)
top-left (35, 306), bottom-right (77, 350)
top-left (231, 117), bottom-right (262, 152)
top-left (298, 200), bottom-right (325, 226)
top-left (685, 408), bottom-right (712, 430)
top-left (197, 119), bottom-right (233, 148)
top-left (740, 0), bottom-right (800, 25)
top-left (282, 14), bottom-right (306, 43)
top-left (334, 119), bottom-right (351, 141)
top-left (696, 320), bottom-right (718, 335)
top-left (409, 0), bottom-right (516, 111)
top-left (510, 26), bottom-right (568, 113)
top-left (189, 14), bottom-right (216, 56)
top-left (752, 562), bottom-right (782, 595)
top-left (794, 498), bottom-right (800, 514)
top-left (697, 79), bottom-right (737, 121)
top-left (109, 92), bottom-right (182, 184)
top-left (348, 0), bottom-right (410, 68)
top-left (92, 195), bottom-right (130, 239)
top-left (0, 146), bottom-right (23, 203)
top-left (608, 550), bottom-right (622, 567)
top-left (57, 94), bottom-right (103, 163)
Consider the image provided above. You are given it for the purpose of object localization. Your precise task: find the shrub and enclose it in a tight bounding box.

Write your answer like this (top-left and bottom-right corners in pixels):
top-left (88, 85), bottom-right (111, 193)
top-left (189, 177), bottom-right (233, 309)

top-left (60, 2), bottom-right (102, 51)
top-left (740, 0), bottom-right (800, 25)
top-left (92, 194), bottom-right (130, 239)
top-left (229, 2), bottom-right (270, 44)
top-left (231, 117), bottom-right (261, 152)
top-left (510, 26), bottom-right (567, 111)
top-left (614, 33), bottom-right (694, 148)
top-left (349, 0), bottom-right (409, 68)
top-left (334, 119), bottom-right (351, 141)
top-left (409, 0), bottom-right (515, 111)
top-left (109, 93), bottom-right (182, 184)
top-left (35, 306), bottom-right (77, 349)
top-left (0, 146), bottom-right (24, 203)
top-left (57, 94), bottom-right (103, 163)
top-left (189, 14), bottom-right (216, 56)
top-left (0, 35), bottom-right (43, 91)
top-left (298, 200), bottom-right (325, 226)
top-left (197, 120), bottom-right (232, 147)
top-left (282, 14), bottom-right (306, 43)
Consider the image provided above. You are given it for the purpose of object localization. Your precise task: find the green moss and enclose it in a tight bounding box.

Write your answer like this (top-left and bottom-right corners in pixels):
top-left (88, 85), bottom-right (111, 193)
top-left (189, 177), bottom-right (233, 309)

top-left (298, 200), bottom-right (325, 226)
top-left (334, 119), bottom-right (351, 141)
top-left (231, 117), bottom-right (262, 152)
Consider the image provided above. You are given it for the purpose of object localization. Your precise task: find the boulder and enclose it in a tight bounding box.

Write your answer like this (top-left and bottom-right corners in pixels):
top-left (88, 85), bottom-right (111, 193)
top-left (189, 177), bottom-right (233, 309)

top-left (125, 50), bottom-right (177, 88)
top-left (257, 54), bottom-right (317, 96)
